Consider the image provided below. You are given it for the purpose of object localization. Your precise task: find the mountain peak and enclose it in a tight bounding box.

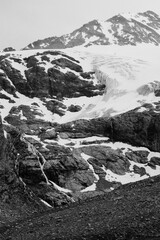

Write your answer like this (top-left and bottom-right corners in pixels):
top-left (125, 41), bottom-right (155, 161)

top-left (143, 10), bottom-right (160, 18)
top-left (24, 10), bottom-right (160, 50)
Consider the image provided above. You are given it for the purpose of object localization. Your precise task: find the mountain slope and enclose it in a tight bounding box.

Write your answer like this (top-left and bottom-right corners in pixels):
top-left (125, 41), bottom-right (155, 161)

top-left (1, 175), bottom-right (160, 239)
top-left (1, 46), bottom-right (160, 213)
top-left (24, 10), bottom-right (160, 50)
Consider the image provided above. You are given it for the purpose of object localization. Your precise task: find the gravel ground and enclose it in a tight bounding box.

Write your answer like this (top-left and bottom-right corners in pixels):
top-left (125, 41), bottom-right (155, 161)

top-left (1, 175), bottom-right (160, 240)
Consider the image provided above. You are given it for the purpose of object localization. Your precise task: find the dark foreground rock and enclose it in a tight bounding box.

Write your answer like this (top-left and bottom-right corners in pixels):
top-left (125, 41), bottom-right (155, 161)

top-left (1, 175), bottom-right (160, 240)
top-left (0, 117), bottom-right (47, 227)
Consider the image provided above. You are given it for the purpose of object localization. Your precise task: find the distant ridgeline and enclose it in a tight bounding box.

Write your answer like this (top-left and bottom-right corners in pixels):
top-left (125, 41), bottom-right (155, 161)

top-left (24, 11), bottom-right (160, 50)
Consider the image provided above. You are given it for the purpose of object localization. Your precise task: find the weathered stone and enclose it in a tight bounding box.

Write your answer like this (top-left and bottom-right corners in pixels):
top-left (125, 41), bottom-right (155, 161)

top-left (133, 165), bottom-right (147, 176)
top-left (67, 104), bottom-right (82, 112)
top-left (39, 128), bottom-right (57, 140)
top-left (104, 107), bottom-right (160, 152)
top-left (148, 157), bottom-right (160, 168)
top-left (0, 70), bottom-right (16, 95)
top-left (59, 132), bottom-right (70, 139)
top-left (46, 100), bottom-right (66, 116)
top-left (19, 157), bottom-right (46, 184)
top-left (125, 150), bottom-right (149, 164)
top-left (51, 58), bottom-right (83, 72)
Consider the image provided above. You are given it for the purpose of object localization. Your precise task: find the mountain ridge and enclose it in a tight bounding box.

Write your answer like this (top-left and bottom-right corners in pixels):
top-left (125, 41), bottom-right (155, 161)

top-left (24, 10), bottom-right (160, 50)
top-left (1, 11), bottom-right (160, 237)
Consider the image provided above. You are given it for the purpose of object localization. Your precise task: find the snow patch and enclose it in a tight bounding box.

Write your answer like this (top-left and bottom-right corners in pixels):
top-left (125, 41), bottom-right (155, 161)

top-left (81, 183), bottom-right (96, 192)
top-left (102, 165), bottom-right (148, 184)
top-left (49, 180), bottom-right (72, 193)
top-left (40, 199), bottom-right (53, 208)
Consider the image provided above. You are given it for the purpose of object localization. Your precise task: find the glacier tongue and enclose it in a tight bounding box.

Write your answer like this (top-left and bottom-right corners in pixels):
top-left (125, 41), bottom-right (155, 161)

top-left (62, 45), bottom-right (160, 120)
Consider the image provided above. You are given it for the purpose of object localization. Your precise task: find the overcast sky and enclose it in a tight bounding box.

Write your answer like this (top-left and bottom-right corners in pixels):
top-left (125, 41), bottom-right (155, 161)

top-left (0, 0), bottom-right (160, 50)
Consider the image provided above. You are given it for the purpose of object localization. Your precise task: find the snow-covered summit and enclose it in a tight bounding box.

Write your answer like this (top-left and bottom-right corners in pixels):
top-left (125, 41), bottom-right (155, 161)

top-left (24, 10), bottom-right (160, 50)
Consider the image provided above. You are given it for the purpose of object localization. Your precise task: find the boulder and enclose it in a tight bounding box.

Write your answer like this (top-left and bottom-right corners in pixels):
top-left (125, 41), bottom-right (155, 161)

top-left (67, 104), bottom-right (82, 112)
top-left (46, 99), bottom-right (66, 116)
top-left (148, 157), bottom-right (160, 168)
top-left (125, 150), bottom-right (149, 164)
top-left (133, 165), bottom-right (147, 176)
top-left (39, 128), bottom-right (57, 140)
top-left (19, 157), bottom-right (46, 184)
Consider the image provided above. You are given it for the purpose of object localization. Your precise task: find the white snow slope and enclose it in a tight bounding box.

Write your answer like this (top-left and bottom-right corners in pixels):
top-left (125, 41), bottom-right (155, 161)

top-left (60, 44), bottom-right (160, 122)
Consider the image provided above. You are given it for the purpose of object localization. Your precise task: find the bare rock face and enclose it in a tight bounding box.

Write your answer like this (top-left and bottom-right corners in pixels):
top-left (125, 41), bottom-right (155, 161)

top-left (0, 117), bottom-right (49, 225)
top-left (104, 107), bottom-right (160, 152)
top-left (51, 58), bottom-right (83, 72)
top-left (4, 104), bottom-right (52, 135)
top-left (148, 157), bottom-right (160, 169)
top-left (56, 118), bottom-right (107, 137)
top-left (0, 51), bottom-right (105, 99)
top-left (43, 147), bottom-right (95, 192)
top-left (0, 59), bottom-right (29, 96)
top-left (125, 150), bottom-right (149, 164)
top-left (46, 99), bottom-right (66, 116)
top-left (79, 146), bottom-right (130, 175)
top-left (3, 47), bottom-right (16, 52)
top-left (4, 125), bottom-right (73, 208)
top-left (0, 70), bottom-right (16, 95)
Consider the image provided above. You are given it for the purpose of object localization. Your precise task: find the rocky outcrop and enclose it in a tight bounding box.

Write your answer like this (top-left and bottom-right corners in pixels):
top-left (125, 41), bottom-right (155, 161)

top-left (48, 68), bottom-right (104, 99)
top-left (3, 47), bottom-right (16, 52)
top-left (4, 125), bottom-right (73, 208)
top-left (46, 99), bottom-right (66, 116)
top-left (79, 146), bottom-right (130, 175)
top-left (0, 117), bottom-right (49, 225)
top-left (104, 106), bottom-right (160, 151)
top-left (125, 150), bottom-right (149, 164)
top-left (56, 118), bottom-right (107, 137)
top-left (67, 104), bottom-right (82, 112)
top-left (148, 157), bottom-right (160, 169)
top-left (0, 59), bottom-right (30, 96)
top-left (51, 58), bottom-right (83, 72)
top-left (4, 104), bottom-right (52, 135)
top-left (0, 70), bottom-right (16, 95)
top-left (0, 51), bottom-right (105, 99)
